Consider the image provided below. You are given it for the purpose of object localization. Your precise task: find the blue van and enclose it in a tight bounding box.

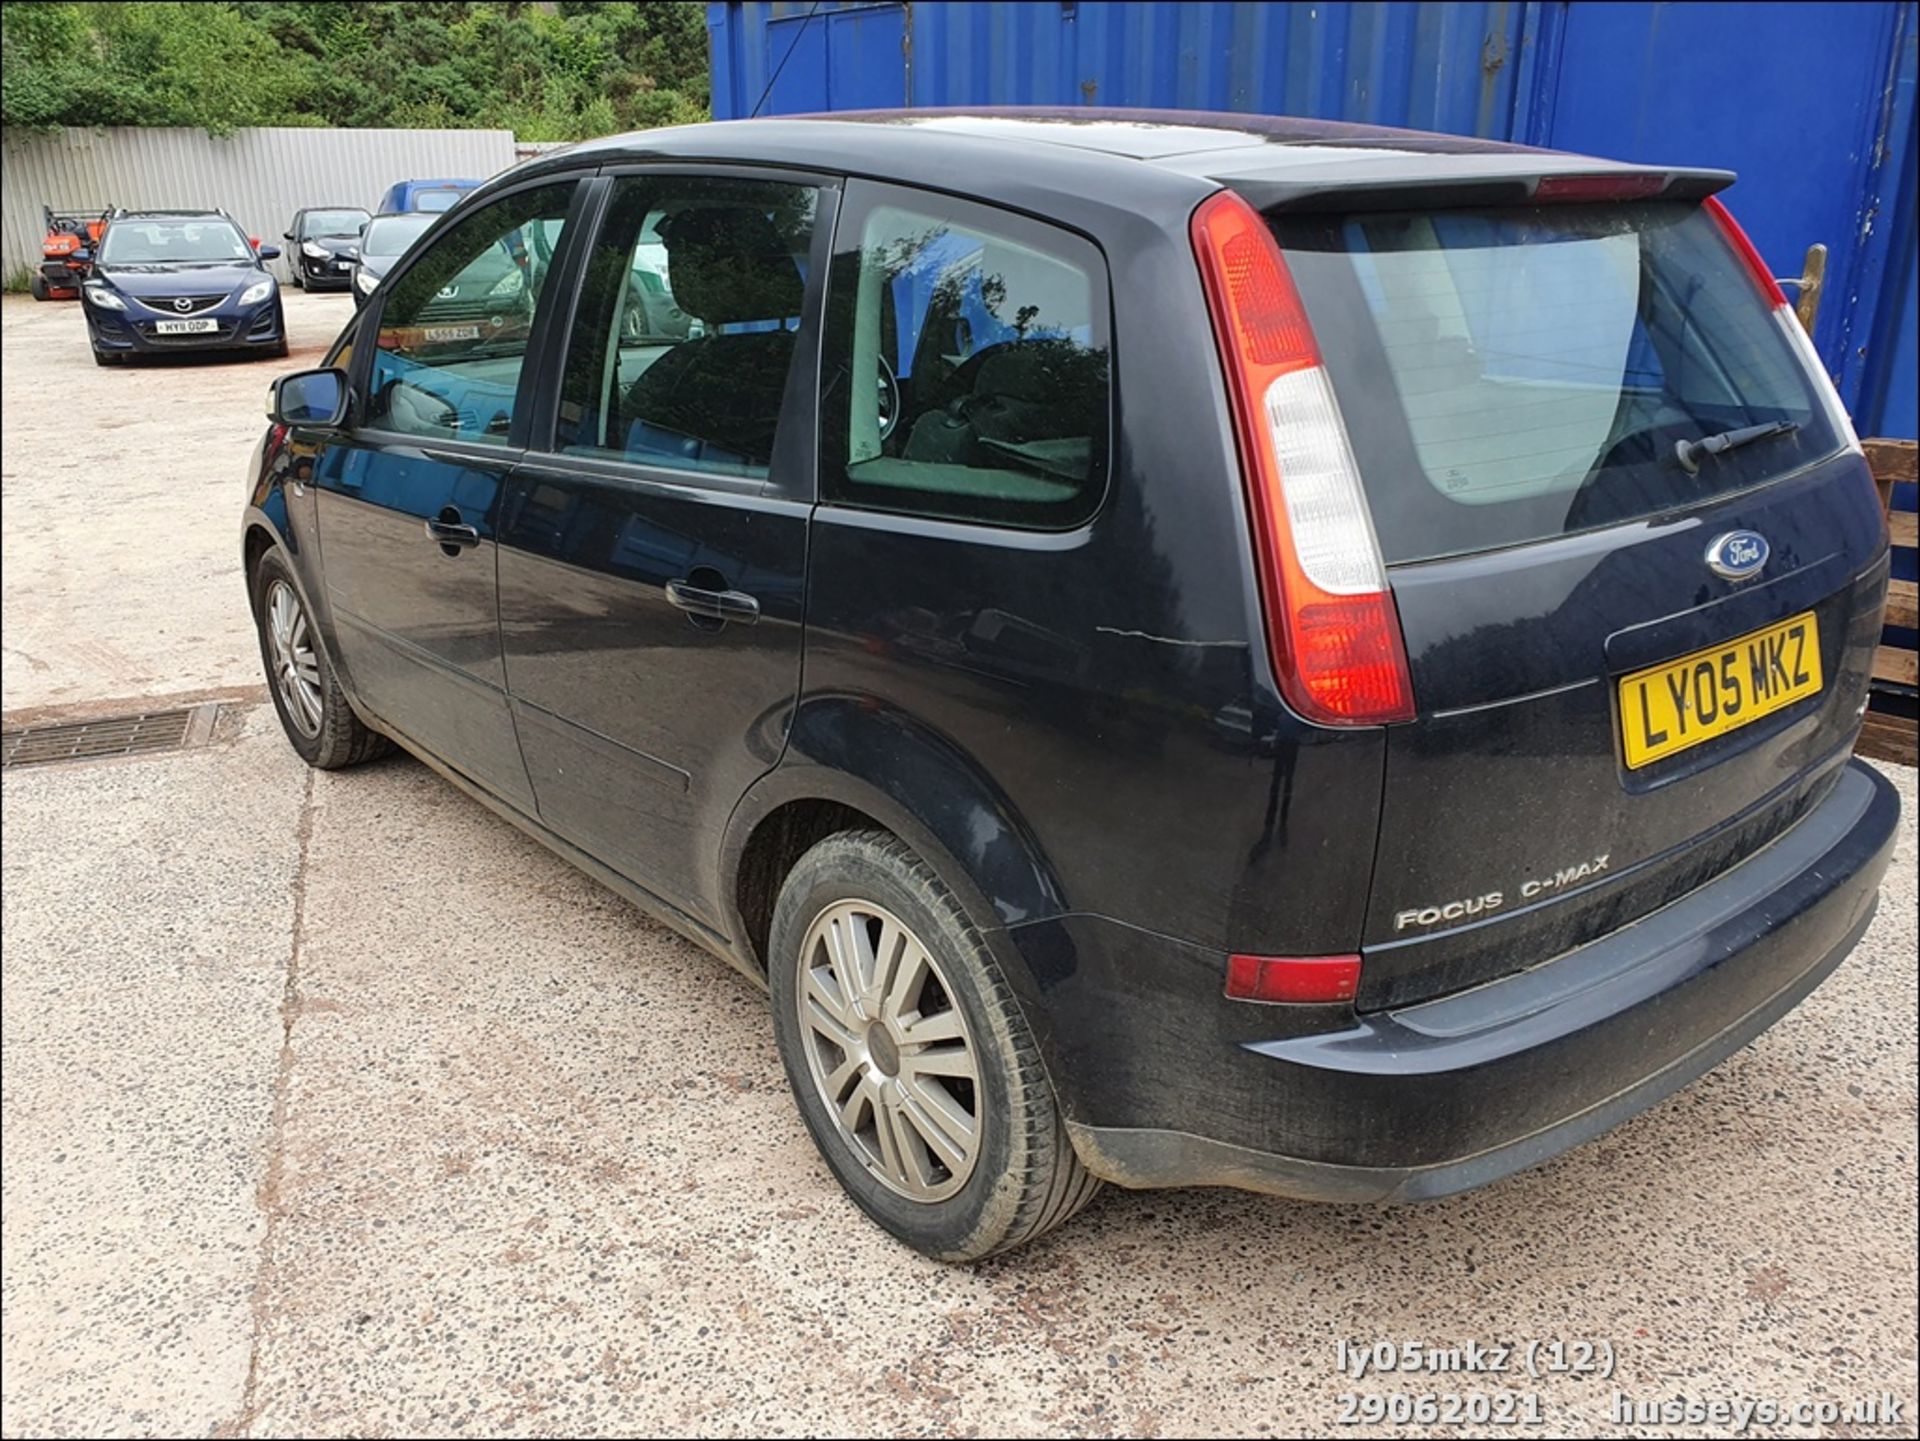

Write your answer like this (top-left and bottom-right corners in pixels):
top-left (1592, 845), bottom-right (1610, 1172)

top-left (375, 179), bottom-right (484, 215)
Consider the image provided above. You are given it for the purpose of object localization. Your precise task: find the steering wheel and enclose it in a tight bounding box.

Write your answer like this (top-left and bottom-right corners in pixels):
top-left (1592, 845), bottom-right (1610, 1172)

top-left (876, 353), bottom-right (902, 442)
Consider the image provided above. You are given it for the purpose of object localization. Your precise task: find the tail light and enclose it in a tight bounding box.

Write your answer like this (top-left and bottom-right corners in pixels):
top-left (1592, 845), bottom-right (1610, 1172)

top-left (1191, 190), bottom-right (1415, 726)
top-left (1704, 196), bottom-right (1862, 452)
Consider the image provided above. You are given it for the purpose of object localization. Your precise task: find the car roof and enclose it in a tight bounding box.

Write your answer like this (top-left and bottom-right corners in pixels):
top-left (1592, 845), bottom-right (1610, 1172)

top-left (809, 107), bottom-right (1548, 159)
top-left (115, 209), bottom-right (230, 219)
top-left (508, 107), bottom-right (1731, 216)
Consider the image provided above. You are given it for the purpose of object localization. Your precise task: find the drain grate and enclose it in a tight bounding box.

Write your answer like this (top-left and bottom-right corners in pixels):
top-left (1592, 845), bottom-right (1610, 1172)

top-left (2, 704), bottom-right (217, 770)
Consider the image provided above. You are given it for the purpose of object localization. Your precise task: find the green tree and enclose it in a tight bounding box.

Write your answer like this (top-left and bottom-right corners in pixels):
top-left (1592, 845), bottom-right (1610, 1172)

top-left (1, 0), bottom-right (709, 136)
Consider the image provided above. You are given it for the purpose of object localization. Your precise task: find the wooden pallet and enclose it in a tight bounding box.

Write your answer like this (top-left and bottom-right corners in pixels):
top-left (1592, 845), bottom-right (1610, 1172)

top-left (1866, 438), bottom-right (1918, 688)
top-left (1857, 438), bottom-right (1917, 768)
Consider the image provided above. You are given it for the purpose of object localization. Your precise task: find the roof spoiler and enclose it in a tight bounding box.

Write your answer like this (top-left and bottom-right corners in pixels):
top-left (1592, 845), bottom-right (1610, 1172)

top-left (1227, 165), bottom-right (1737, 214)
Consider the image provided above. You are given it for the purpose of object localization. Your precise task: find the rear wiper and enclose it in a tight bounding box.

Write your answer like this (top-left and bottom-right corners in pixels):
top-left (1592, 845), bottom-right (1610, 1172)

top-left (1674, 420), bottom-right (1798, 475)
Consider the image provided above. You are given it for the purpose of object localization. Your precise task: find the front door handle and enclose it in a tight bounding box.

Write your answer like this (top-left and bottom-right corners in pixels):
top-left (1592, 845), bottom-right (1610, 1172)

top-left (423, 509), bottom-right (481, 553)
top-left (665, 579), bottom-right (760, 625)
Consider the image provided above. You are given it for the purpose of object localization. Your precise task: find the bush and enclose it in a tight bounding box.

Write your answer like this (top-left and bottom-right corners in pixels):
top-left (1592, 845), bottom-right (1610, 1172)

top-left (0, 1), bottom-right (710, 137)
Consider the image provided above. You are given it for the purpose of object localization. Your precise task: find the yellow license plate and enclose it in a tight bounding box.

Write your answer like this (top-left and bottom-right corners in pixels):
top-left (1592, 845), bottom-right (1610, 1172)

top-left (1618, 611), bottom-right (1822, 769)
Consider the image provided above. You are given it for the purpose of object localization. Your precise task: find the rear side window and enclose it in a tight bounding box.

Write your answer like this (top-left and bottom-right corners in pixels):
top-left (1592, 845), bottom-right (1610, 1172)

top-left (819, 182), bottom-right (1111, 528)
top-left (1270, 201), bottom-right (1843, 564)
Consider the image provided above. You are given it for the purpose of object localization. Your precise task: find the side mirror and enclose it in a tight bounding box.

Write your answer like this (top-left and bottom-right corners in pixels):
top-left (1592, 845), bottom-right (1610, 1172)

top-left (256, 244), bottom-right (281, 261)
top-left (269, 368), bottom-right (350, 429)
top-left (282, 231), bottom-right (295, 241)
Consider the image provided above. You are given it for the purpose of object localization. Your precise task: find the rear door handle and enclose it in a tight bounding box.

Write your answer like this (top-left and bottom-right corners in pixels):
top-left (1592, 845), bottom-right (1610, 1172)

top-left (423, 517), bottom-right (481, 549)
top-left (665, 579), bottom-right (760, 625)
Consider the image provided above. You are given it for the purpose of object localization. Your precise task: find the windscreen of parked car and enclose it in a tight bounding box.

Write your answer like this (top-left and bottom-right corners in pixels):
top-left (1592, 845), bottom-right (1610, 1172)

top-left (361, 214), bottom-right (436, 258)
top-left (301, 209), bottom-right (368, 239)
top-left (99, 219), bottom-right (251, 265)
top-left (1267, 201), bottom-right (1846, 564)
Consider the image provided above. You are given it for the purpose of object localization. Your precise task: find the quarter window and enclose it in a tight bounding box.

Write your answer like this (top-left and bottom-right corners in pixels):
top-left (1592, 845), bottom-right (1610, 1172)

top-left (554, 176), bottom-right (820, 479)
top-left (819, 185), bottom-right (1111, 528)
top-left (366, 182), bottom-right (575, 445)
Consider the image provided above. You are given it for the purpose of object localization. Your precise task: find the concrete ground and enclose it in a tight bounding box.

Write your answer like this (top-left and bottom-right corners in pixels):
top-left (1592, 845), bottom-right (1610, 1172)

top-left (3, 288), bottom-right (1917, 1438)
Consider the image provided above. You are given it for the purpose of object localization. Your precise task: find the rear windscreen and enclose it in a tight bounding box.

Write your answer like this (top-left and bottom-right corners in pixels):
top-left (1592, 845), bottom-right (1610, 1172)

top-left (1268, 201), bottom-right (1843, 565)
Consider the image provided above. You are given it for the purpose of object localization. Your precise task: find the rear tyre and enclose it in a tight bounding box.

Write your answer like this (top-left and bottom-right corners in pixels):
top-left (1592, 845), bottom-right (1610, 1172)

top-left (249, 546), bottom-right (390, 769)
top-left (769, 829), bottom-right (1101, 1261)
top-left (28, 272), bottom-right (49, 301)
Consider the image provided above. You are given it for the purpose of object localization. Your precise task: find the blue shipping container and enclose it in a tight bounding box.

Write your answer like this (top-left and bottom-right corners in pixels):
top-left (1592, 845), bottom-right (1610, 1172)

top-left (709, 0), bottom-right (1918, 443)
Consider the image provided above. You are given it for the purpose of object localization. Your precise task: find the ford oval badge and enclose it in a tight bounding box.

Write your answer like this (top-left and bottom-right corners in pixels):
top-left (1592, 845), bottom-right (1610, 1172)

top-left (1706, 530), bottom-right (1770, 581)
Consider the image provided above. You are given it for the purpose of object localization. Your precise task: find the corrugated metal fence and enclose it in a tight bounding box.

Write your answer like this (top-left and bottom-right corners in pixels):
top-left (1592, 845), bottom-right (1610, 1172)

top-left (0, 126), bottom-right (520, 276)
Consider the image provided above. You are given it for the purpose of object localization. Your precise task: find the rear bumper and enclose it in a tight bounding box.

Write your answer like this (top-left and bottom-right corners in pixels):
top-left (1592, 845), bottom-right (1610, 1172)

top-left (1053, 759), bottom-right (1899, 1201)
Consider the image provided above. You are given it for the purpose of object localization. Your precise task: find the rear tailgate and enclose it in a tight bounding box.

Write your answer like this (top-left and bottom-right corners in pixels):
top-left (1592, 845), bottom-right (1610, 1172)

top-left (1264, 187), bottom-right (1888, 1010)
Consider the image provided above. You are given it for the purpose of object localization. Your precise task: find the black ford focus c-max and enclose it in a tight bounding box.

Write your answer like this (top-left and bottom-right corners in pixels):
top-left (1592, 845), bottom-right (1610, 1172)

top-left (242, 109), bottom-right (1899, 1261)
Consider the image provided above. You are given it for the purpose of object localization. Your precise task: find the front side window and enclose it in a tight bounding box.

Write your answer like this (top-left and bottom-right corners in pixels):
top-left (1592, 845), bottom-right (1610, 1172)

top-left (366, 182), bottom-right (575, 445)
top-left (819, 184), bottom-right (1112, 528)
top-left (553, 175), bottom-right (820, 479)
top-left (100, 218), bottom-right (250, 265)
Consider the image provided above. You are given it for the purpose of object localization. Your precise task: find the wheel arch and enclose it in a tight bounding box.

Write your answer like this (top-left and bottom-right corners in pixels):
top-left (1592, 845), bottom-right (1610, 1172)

top-left (719, 696), bottom-right (1066, 990)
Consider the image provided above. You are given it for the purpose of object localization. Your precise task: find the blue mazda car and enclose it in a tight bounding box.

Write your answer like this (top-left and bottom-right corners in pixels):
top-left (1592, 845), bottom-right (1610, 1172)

top-left (82, 209), bottom-right (287, 366)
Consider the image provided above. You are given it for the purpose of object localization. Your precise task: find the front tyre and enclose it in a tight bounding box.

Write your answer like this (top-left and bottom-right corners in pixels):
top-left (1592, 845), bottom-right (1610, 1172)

top-left (249, 546), bottom-right (389, 769)
top-left (769, 830), bottom-right (1100, 1261)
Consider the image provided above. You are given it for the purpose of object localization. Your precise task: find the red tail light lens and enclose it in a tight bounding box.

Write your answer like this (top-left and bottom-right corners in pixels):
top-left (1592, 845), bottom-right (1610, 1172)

top-left (1703, 195), bottom-right (1789, 308)
top-left (1225, 952), bottom-right (1362, 1005)
top-left (1191, 190), bottom-right (1415, 726)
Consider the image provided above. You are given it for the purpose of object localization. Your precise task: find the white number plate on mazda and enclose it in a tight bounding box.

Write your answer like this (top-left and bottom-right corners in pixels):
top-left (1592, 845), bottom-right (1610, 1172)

top-left (154, 317), bottom-right (218, 334)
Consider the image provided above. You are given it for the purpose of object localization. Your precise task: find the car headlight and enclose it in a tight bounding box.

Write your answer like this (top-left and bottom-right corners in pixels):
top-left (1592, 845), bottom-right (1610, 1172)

top-left (83, 284), bottom-right (126, 310)
top-left (353, 267), bottom-right (378, 294)
top-left (301, 241), bottom-right (329, 259)
top-left (488, 269), bottom-right (526, 298)
top-left (239, 278), bottom-right (276, 307)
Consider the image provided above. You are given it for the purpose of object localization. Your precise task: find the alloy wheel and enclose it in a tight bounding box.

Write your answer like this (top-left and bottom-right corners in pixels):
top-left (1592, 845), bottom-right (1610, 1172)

top-left (796, 900), bottom-right (982, 1202)
top-left (264, 579), bottom-right (323, 738)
